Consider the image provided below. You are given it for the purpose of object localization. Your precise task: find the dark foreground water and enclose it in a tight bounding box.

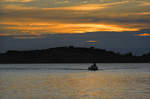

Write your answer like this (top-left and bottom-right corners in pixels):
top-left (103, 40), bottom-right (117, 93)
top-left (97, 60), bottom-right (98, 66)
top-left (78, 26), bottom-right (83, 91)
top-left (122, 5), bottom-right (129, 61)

top-left (0, 63), bottom-right (150, 99)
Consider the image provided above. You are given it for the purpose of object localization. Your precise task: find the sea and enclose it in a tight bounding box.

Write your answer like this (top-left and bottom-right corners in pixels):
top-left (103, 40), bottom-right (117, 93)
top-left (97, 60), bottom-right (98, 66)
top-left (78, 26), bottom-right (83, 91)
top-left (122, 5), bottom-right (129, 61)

top-left (0, 63), bottom-right (150, 99)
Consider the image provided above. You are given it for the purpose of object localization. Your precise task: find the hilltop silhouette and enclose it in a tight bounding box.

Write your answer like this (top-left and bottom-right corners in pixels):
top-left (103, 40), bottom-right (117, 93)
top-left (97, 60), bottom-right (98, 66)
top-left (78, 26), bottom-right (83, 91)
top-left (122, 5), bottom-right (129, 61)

top-left (0, 46), bottom-right (150, 63)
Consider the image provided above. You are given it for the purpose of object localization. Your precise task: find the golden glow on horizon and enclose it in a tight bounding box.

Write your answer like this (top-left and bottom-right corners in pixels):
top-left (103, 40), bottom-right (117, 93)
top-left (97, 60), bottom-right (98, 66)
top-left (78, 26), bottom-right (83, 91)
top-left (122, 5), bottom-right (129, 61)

top-left (136, 33), bottom-right (150, 36)
top-left (4, 23), bottom-right (140, 35)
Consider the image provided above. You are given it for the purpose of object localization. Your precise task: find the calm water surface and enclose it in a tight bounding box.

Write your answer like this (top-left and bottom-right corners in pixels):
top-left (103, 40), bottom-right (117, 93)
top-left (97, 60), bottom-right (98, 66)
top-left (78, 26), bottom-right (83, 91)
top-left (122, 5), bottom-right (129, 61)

top-left (0, 63), bottom-right (150, 99)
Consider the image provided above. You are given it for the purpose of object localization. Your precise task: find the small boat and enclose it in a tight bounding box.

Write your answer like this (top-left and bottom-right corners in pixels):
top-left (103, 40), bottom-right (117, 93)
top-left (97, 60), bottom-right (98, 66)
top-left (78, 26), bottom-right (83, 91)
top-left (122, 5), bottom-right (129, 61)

top-left (88, 63), bottom-right (98, 71)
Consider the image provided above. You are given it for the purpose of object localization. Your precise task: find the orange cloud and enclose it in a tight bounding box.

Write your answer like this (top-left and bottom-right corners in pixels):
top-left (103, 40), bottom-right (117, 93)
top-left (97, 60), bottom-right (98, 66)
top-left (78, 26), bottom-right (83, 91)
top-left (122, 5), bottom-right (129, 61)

top-left (102, 1), bottom-right (129, 6)
top-left (140, 2), bottom-right (150, 6)
top-left (1, 4), bottom-right (104, 11)
top-left (2, 5), bottom-right (37, 10)
top-left (0, 0), bottom-right (148, 38)
top-left (0, 32), bottom-right (43, 39)
top-left (136, 12), bottom-right (150, 15)
top-left (136, 33), bottom-right (150, 36)
top-left (59, 4), bottom-right (105, 11)
top-left (0, 33), bottom-right (11, 36)
top-left (1, 1), bottom-right (129, 11)
top-left (12, 34), bottom-right (44, 39)
top-left (87, 40), bottom-right (97, 43)
top-left (0, 0), bottom-right (34, 2)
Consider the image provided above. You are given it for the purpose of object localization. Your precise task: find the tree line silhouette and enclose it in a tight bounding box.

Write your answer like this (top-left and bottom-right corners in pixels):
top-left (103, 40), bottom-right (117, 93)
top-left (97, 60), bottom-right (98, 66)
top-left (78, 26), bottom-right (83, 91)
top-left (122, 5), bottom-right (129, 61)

top-left (0, 46), bottom-right (150, 63)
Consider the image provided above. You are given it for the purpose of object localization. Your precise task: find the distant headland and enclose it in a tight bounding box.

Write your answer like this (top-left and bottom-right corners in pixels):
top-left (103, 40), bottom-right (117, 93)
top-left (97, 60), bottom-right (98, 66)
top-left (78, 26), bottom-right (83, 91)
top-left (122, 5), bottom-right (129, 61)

top-left (0, 46), bottom-right (150, 63)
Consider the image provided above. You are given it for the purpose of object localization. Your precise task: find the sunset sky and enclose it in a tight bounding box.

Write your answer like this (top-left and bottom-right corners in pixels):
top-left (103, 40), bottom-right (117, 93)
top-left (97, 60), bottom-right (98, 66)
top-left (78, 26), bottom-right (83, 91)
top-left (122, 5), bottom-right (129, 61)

top-left (0, 0), bottom-right (150, 55)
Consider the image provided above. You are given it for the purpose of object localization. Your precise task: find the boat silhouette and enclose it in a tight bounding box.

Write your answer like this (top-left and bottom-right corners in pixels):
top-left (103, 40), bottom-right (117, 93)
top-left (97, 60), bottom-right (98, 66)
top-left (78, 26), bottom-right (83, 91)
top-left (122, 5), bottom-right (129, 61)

top-left (88, 63), bottom-right (98, 71)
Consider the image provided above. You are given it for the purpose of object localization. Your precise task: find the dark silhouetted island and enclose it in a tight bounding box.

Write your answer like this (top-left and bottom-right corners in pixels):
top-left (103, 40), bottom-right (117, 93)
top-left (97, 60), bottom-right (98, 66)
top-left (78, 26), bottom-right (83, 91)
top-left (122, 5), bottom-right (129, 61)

top-left (0, 46), bottom-right (150, 63)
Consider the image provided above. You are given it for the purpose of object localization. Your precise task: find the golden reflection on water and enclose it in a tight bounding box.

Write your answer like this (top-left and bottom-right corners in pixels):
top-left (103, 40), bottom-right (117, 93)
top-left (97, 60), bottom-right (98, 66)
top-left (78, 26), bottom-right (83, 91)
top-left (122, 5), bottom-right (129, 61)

top-left (0, 72), bottom-right (150, 99)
